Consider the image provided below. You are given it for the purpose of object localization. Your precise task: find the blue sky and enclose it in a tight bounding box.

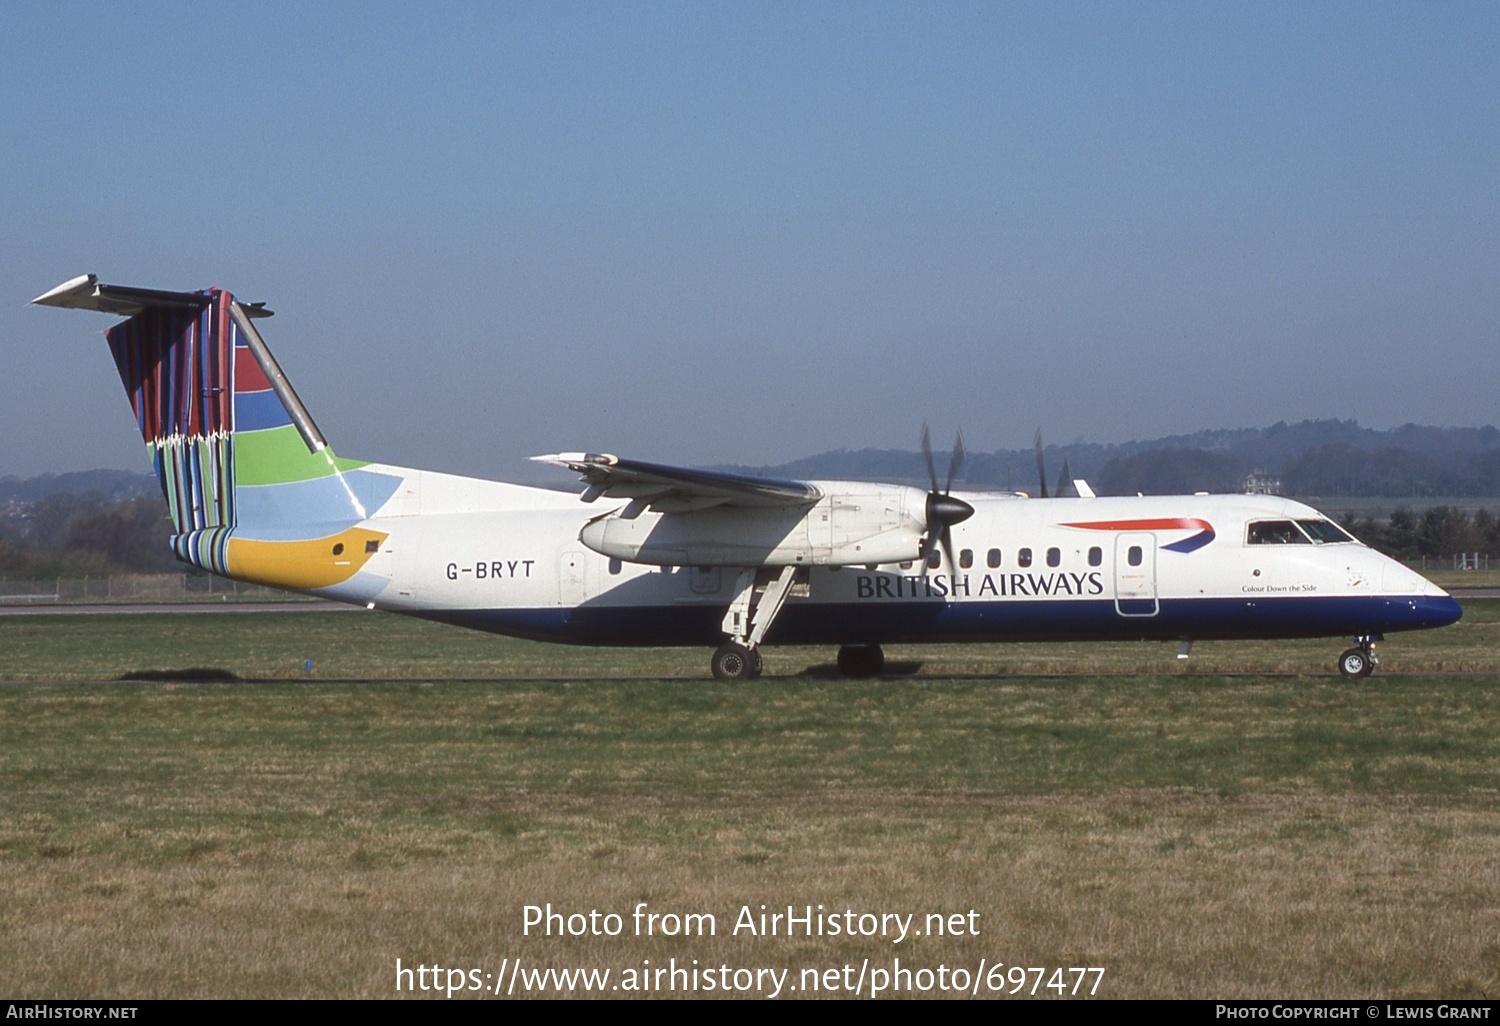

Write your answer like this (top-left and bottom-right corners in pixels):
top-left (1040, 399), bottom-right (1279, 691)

top-left (3, 1), bottom-right (1497, 480)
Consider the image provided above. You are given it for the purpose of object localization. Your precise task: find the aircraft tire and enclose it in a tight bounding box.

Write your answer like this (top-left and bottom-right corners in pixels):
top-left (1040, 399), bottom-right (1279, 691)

top-left (1337, 647), bottom-right (1374, 677)
top-left (837, 644), bottom-right (885, 679)
top-left (712, 642), bottom-right (757, 681)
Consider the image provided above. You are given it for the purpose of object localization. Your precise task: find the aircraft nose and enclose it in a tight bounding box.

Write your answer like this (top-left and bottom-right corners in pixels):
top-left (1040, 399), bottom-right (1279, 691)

top-left (1413, 594), bottom-right (1464, 628)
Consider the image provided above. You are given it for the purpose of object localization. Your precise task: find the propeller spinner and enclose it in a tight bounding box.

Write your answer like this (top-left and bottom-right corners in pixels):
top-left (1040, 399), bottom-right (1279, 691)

top-left (920, 423), bottom-right (975, 570)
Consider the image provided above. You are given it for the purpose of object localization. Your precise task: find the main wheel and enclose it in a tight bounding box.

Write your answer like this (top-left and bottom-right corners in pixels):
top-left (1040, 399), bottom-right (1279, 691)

top-left (1337, 647), bottom-right (1373, 677)
top-left (837, 644), bottom-right (885, 679)
top-left (712, 642), bottom-right (757, 681)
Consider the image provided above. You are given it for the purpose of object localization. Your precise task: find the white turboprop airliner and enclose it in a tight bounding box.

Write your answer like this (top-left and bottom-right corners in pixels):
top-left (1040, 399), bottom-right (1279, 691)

top-left (34, 275), bottom-right (1461, 679)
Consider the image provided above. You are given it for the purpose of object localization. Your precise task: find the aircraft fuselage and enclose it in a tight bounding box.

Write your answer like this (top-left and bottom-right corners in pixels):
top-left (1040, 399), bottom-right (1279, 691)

top-left (299, 470), bottom-right (1458, 650)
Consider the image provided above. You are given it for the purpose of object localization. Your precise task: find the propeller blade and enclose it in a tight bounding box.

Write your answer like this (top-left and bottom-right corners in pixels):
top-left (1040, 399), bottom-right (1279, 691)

top-left (1055, 455), bottom-right (1074, 498)
top-left (920, 422), bottom-right (939, 495)
top-left (945, 429), bottom-right (965, 494)
top-left (1034, 429), bottom-right (1049, 499)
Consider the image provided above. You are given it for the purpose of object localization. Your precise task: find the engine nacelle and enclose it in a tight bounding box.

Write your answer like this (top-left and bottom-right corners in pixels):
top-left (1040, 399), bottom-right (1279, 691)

top-left (580, 486), bottom-right (926, 567)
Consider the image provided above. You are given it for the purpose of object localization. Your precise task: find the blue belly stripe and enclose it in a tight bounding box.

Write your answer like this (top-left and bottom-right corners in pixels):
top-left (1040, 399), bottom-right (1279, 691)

top-left (411, 593), bottom-right (1463, 648)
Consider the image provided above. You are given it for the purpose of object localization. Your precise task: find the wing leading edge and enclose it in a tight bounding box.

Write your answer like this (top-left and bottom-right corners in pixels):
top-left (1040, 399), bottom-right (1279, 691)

top-left (532, 452), bottom-right (823, 513)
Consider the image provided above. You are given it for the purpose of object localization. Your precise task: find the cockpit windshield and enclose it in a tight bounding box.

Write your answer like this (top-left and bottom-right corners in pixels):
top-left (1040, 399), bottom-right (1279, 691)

top-left (1247, 520), bottom-right (1309, 544)
top-left (1247, 519), bottom-right (1357, 545)
top-left (1297, 519), bottom-right (1357, 544)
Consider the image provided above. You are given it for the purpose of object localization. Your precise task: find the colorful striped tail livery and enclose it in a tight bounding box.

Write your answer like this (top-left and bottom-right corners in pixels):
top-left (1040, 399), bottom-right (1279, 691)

top-left (34, 275), bottom-right (386, 588)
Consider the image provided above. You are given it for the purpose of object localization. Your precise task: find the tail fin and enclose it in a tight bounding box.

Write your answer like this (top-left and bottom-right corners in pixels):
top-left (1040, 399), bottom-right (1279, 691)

top-left (34, 275), bottom-right (389, 586)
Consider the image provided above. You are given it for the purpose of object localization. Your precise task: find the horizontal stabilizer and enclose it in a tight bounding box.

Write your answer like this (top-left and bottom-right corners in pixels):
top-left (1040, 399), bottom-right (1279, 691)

top-left (32, 274), bottom-right (272, 318)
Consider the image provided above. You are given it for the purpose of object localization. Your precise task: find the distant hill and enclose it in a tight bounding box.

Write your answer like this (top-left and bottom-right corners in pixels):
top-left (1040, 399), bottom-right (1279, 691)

top-left (0, 470), bottom-right (159, 503)
top-left (716, 420), bottom-right (1500, 498)
top-left (8, 419), bottom-right (1500, 503)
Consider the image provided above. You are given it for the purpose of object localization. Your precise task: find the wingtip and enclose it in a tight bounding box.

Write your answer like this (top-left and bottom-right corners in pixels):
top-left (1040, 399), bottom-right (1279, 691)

top-left (31, 273), bottom-right (99, 307)
top-left (531, 452), bottom-right (619, 467)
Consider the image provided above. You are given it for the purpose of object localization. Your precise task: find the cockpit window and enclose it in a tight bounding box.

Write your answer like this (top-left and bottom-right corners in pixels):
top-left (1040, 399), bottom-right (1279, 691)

top-left (1246, 520), bottom-right (1311, 544)
top-left (1297, 519), bottom-right (1357, 544)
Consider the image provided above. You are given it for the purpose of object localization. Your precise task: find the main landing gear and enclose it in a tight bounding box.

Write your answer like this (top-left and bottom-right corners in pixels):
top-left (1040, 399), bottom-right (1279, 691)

top-left (836, 644), bottom-right (885, 679)
top-left (711, 566), bottom-right (800, 681)
top-left (708, 566), bottom-right (888, 681)
top-left (712, 639), bottom-right (888, 681)
top-left (711, 642), bottom-right (763, 681)
top-left (1337, 636), bottom-right (1380, 677)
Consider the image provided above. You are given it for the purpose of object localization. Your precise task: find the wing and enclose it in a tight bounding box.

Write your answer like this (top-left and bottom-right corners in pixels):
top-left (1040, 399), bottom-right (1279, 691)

top-left (531, 452), bottom-right (822, 513)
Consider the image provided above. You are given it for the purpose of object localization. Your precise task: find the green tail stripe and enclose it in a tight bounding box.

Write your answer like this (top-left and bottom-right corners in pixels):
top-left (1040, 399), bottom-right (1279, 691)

top-left (234, 424), bottom-right (368, 486)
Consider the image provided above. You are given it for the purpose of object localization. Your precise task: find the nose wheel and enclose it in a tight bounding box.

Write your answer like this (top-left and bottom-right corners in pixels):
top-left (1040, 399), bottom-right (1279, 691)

top-left (1337, 640), bottom-right (1378, 677)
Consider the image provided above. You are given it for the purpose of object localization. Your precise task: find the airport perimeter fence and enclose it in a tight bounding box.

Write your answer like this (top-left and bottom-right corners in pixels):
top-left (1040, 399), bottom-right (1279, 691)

top-left (0, 573), bottom-right (317, 606)
top-left (1415, 553), bottom-right (1492, 572)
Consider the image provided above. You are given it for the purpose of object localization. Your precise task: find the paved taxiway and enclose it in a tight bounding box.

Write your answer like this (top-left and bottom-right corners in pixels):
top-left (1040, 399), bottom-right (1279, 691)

top-left (0, 601), bottom-right (359, 616)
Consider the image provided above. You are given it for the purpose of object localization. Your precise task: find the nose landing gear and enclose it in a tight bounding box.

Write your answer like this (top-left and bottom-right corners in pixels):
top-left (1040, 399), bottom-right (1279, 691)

top-left (1337, 636), bottom-right (1379, 677)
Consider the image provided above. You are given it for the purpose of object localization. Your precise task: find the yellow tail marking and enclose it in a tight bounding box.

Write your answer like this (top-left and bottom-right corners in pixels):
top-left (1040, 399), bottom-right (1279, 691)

top-left (226, 527), bottom-right (389, 591)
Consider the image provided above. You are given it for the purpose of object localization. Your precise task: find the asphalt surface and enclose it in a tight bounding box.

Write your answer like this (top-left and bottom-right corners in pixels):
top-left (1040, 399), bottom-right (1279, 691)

top-left (0, 601), bottom-right (360, 616)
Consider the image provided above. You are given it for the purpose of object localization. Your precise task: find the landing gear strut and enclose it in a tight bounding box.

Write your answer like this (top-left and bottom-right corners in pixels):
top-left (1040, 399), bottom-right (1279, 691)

top-left (1337, 636), bottom-right (1379, 677)
top-left (837, 644), bottom-right (885, 679)
top-left (711, 566), bottom-right (799, 681)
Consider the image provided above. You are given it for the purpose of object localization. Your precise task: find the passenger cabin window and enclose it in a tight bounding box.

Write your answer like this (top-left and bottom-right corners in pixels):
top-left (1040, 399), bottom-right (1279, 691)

top-left (926, 551), bottom-right (941, 569)
top-left (1046, 547), bottom-right (1061, 567)
top-left (1128, 545), bottom-right (1143, 567)
top-left (959, 549), bottom-right (973, 569)
top-left (987, 548), bottom-right (1001, 568)
top-left (608, 558), bottom-right (622, 575)
top-left (1088, 546), bottom-right (1102, 567)
top-left (1018, 548), bottom-right (1033, 568)
top-left (1247, 520), bottom-right (1311, 545)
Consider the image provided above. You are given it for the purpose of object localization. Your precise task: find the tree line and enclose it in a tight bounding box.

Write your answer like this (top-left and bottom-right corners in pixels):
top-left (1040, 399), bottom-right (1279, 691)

top-left (0, 494), bottom-right (179, 577)
top-left (3, 492), bottom-right (1500, 580)
top-left (1338, 507), bottom-right (1500, 561)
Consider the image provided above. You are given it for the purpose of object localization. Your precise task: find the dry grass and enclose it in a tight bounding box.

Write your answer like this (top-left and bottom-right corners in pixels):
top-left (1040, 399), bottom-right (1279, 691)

top-left (2, 662), bottom-right (1499, 998)
top-left (3, 793), bottom-right (1497, 999)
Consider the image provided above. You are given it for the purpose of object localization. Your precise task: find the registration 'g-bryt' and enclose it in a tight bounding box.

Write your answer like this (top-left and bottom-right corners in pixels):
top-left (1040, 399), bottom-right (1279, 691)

top-left (35, 275), bottom-right (1461, 680)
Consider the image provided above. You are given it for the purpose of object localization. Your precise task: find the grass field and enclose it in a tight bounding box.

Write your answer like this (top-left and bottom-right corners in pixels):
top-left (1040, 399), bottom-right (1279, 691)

top-left (2, 604), bottom-right (1498, 999)
top-left (2, 595), bottom-right (1499, 680)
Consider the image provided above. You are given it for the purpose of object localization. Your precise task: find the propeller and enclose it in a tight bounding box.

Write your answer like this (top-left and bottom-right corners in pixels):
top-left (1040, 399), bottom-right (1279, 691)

top-left (1055, 455), bottom-right (1075, 498)
top-left (920, 423), bottom-right (974, 571)
top-left (1033, 429), bottom-right (1078, 498)
top-left (1033, 429), bottom-right (1049, 498)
